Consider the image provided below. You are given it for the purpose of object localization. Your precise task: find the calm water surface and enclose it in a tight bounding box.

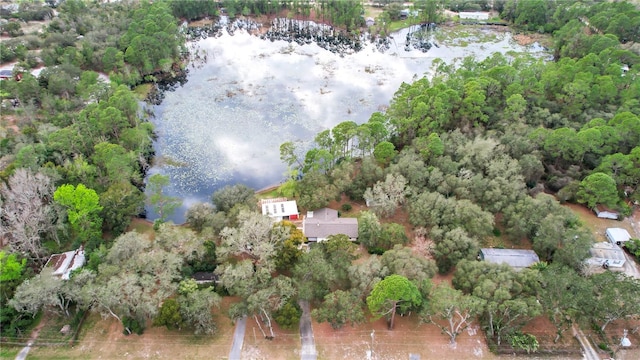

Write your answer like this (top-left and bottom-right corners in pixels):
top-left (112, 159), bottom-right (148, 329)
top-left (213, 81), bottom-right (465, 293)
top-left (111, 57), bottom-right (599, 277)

top-left (147, 24), bottom-right (548, 222)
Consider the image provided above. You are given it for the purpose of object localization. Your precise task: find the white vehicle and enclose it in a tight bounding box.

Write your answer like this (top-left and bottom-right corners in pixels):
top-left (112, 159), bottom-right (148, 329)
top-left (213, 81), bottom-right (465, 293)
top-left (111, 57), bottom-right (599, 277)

top-left (605, 228), bottom-right (632, 246)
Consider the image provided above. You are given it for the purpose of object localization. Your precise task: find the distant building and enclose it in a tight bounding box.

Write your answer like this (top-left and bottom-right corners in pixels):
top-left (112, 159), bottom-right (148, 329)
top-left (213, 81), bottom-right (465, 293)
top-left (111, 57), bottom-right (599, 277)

top-left (605, 227), bottom-right (632, 246)
top-left (260, 198), bottom-right (299, 221)
top-left (0, 69), bottom-right (13, 80)
top-left (302, 207), bottom-right (358, 242)
top-left (458, 12), bottom-right (490, 20)
top-left (42, 247), bottom-right (85, 280)
top-left (365, 17), bottom-right (375, 27)
top-left (478, 248), bottom-right (540, 271)
top-left (191, 272), bottom-right (218, 284)
top-left (593, 205), bottom-right (620, 220)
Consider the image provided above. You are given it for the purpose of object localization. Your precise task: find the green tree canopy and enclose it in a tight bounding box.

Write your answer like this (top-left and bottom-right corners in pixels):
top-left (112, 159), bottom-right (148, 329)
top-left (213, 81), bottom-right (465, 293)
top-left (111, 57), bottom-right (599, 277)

top-left (54, 183), bottom-right (103, 247)
top-left (367, 274), bottom-right (422, 330)
top-left (576, 172), bottom-right (619, 209)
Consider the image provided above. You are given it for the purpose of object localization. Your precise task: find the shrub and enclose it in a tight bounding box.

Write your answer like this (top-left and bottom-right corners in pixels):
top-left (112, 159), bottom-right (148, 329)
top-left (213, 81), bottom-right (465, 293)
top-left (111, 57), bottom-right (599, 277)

top-left (625, 238), bottom-right (640, 258)
top-left (122, 316), bottom-right (144, 335)
top-left (492, 227), bottom-right (501, 237)
top-left (1, 22), bottom-right (23, 37)
top-left (273, 300), bottom-right (301, 330)
top-left (341, 203), bottom-right (352, 212)
top-left (509, 332), bottom-right (539, 354)
top-left (368, 247), bottom-right (385, 255)
top-left (154, 299), bottom-right (183, 330)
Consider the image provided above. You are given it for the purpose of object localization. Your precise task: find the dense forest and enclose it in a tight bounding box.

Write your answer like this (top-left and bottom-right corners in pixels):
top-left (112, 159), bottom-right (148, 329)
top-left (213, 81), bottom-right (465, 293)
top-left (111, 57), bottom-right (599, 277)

top-left (1, 0), bottom-right (640, 356)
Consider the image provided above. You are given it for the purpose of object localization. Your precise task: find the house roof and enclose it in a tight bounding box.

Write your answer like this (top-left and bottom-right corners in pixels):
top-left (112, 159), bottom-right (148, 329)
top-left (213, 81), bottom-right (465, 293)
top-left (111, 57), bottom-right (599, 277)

top-left (588, 242), bottom-right (626, 268)
top-left (192, 271), bottom-right (218, 283)
top-left (303, 207), bottom-right (358, 239)
top-left (261, 199), bottom-right (298, 218)
top-left (43, 247), bottom-right (85, 280)
top-left (606, 228), bottom-right (631, 243)
top-left (307, 207), bottom-right (338, 221)
top-left (479, 248), bottom-right (540, 269)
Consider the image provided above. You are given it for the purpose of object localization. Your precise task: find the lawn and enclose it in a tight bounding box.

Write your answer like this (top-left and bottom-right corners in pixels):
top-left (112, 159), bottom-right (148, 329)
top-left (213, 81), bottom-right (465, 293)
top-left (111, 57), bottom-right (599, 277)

top-left (0, 347), bottom-right (20, 360)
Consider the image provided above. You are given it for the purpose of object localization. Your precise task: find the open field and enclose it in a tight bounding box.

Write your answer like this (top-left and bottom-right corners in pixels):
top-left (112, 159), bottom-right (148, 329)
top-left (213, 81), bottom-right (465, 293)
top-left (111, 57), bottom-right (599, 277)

top-left (314, 313), bottom-right (497, 360)
top-left (23, 297), bottom-right (238, 360)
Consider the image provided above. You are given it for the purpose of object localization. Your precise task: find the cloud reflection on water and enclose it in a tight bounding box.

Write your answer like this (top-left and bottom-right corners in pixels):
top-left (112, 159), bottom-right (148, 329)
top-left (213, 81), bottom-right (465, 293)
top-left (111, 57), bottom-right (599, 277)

top-left (148, 25), bottom-right (546, 223)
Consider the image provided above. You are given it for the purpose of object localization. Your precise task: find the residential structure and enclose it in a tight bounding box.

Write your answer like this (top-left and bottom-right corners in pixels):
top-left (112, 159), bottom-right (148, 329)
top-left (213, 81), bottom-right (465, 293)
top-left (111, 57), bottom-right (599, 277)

top-left (365, 17), bottom-right (374, 27)
top-left (478, 248), bottom-right (540, 271)
top-left (260, 198), bottom-right (299, 221)
top-left (458, 12), bottom-right (490, 20)
top-left (302, 207), bottom-right (358, 242)
top-left (0, 69), bottom-right (13, 80)
top-left (585, 242), bottom-right (626, 270)
top-left (605, 227), bottom-right (632, 246)
top-left (42, 247), bottom-right (85, 280)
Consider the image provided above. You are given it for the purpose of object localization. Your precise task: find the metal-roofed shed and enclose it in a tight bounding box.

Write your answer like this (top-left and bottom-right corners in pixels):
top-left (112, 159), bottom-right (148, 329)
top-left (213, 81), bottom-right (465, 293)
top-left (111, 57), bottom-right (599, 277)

top-left (479, 248), bottom-right (540, 270)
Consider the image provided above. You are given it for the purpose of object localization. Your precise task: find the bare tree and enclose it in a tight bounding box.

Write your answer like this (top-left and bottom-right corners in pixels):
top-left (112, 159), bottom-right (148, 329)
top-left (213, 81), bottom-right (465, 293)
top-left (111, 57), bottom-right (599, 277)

top-left (216, 210), bottom-right (287, 269)
top-left (217, 260), bottom-right (294, 339)
top-left (363, 173), bottom-right (408, 217)
top-left (422, 284), bottom-right (486, 346)
top-left (0, 169), bottom-right (58, 264)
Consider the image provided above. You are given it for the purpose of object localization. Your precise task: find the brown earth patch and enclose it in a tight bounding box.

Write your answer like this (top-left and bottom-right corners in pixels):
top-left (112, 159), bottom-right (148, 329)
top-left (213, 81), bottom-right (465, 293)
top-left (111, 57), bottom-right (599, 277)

top-left (599, 318), bottom-right (640, 359)
top-left (1, 115), bottom-right (20, 134)
top-left (564, 203), bottom-right (637, 240)
top-left (517, 315), bottom-right (582, 356)
top-left (512, 32), bottom-right (553, 48)
top-left (314, 312), bottom-right (497, 360)
top-left (240, 315), bottom-right (300, 360)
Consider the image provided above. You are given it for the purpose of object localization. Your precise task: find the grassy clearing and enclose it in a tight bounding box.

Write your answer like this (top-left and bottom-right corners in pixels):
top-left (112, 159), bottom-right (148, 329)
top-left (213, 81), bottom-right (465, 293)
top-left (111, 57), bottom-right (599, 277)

top-left (433, 24), bottom-right (502, 44)
top-left (126, 217), bottom-right (155, 237)
top-left (0, 347), bottom-right (20, 359)
top-left (363, 5), bottom-right (384, 19)
top-left (132, 83), bottom-right (153, 100)
top-left (388, 19), bottom-right (420, 33)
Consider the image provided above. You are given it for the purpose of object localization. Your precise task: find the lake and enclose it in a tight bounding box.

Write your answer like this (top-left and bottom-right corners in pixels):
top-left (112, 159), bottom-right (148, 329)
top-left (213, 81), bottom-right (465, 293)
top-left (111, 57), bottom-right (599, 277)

top-left (147, 21), bottom-right (549, 223)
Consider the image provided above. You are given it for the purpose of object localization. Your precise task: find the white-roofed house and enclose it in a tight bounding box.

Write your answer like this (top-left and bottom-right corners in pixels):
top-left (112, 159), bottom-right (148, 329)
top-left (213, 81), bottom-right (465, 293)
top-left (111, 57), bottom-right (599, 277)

top-left (260, 198), bottom-right (299, 221)
top-left (585, 242), bottom-right (626, 272)
top-left (302, 207), bottom-right (358, 242)
top-left (42, 247), bottom-right (85, 280)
